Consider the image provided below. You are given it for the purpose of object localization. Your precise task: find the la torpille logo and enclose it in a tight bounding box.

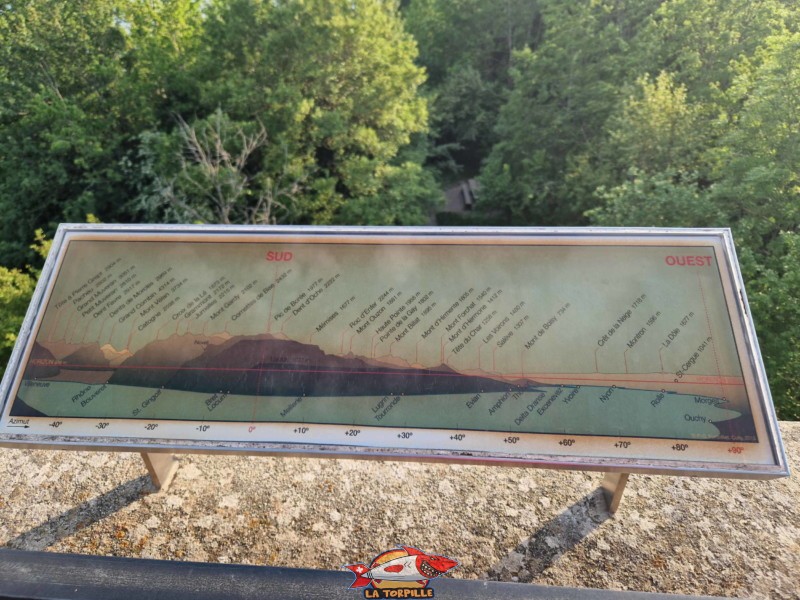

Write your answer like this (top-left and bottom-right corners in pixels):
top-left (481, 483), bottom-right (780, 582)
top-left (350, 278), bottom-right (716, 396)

top-left (343, 545), bottom-right (459, 598)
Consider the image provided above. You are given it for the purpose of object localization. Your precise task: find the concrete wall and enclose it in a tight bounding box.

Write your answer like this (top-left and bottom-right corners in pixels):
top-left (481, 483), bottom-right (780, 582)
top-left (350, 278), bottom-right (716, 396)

top-left (1, 422), bottom-right (797, 599)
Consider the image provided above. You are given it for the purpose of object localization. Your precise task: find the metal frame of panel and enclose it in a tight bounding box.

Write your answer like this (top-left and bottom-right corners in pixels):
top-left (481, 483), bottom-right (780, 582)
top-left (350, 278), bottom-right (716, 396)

top-left (0, 224), bottom-right (789, 479)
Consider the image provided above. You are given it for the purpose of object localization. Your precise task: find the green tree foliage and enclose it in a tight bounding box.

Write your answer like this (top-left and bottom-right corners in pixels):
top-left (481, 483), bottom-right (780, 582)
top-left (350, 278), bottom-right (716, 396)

top-left (0, 228), bottom-right (54, 367)
top-left (404, 0), bottom-right (542, 177)
top-left (0, 0), bottom-right (200, 268)
top-left (606, 72), bottom-right (707, 175)
top-left (0, 0), bottom-right (436, 267)
top-left (633, 0), bottom-right (791, 99)
top-left (405, 0), bottom-right (542, 87)
top-left (165, 0), bottom-right (438, 226)
top-left (587, 171), bottom-right (723, 228)
top-left (475, 0), bottom-right (793, 226)
top-left (0, 267), bottom-right (36, 366)
top-left (0, 1), bottom-right (123, 266)
top-left (139, 110), bottom-right (304, 225)
top-left (739, 234), bottom-right (800, 420)
top-left (583, 72), bottom-right (716, 225)
top-left (478, 0), bottom-right (661, 224)
top-left (712, 33), bottom-right (800, 248)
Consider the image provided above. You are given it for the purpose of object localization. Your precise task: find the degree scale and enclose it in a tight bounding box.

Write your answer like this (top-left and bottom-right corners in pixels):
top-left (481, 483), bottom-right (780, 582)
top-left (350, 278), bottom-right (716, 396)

top-left (0, 225), bottom-right (789, 510)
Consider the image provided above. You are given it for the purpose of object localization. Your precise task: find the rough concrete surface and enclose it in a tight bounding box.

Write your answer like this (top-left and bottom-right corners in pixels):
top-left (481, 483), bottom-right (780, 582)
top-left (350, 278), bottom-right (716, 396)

top-left (1, 423), bottom-right (797, 599)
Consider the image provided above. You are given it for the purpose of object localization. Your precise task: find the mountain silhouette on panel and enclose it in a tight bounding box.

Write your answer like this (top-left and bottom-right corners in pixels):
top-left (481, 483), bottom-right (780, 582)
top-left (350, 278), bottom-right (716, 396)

top-left (104, 334), bottom-right (532, 397)
top-left (21, 343), bottom-right (64, 379)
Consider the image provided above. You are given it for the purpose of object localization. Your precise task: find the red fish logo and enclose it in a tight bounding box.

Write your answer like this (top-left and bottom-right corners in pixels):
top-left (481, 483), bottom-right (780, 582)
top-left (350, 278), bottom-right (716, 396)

top-left (344, 545), bottom-right (458, 598)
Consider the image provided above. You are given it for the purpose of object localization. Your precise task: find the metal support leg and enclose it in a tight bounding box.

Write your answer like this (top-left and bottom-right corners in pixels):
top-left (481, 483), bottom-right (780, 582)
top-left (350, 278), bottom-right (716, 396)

top-left (601, 472), bottom-right (629, 514)
top-left (141, 453), bottom-right (179, 491)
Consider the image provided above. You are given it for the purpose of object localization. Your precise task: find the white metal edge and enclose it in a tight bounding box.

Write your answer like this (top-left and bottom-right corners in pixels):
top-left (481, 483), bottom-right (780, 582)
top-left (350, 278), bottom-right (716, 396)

top-left (719, 230), bottom-right (790, 476)
top-left (0, 435), bottom-right (786, 480)
top-left (52, 222), bottom-right (734, 238)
